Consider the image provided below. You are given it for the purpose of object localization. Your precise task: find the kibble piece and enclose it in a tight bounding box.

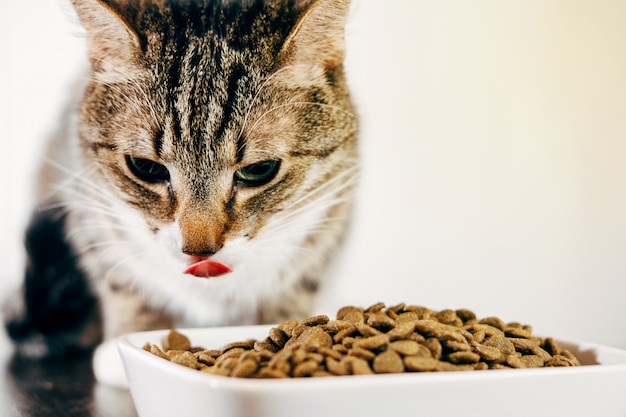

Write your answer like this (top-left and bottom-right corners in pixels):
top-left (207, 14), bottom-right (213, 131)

top-left (324, 320), bottom-right (354, 333)
top-left (510, 337), bottom-right (540, 354)
top-left (254, 339), bottom-right (281, 353)
top-left (332, 343), bottom-right (349, 355)
top-left (448, 351), bottom-right (481, 364)
top-left (505, 354), bottom-right (526, 369)
top-left (472, 343), bottom-right (503, 362)
top-left (170, 351), bottom-right (201, 369)
top-left (293, 359), bottom-right (320, 377)
top-left (194, 351), bottom-right (217, 366)
top-left (365, 302), bottom-right (386, 313)
top-left (436, 361), bottom-right (474, 372)
top-left (469, 323), bottom-right (504, 337)
top-left (356, 323), bottom-right (381, 337)
top-left (474, 362), bottom-right (489, 370)
top-left (353, 334), bottom-right (389, 351)
top-left (148, 344), bottom-right (168, 360)
top-left (269, 327), bottom-right (290, 347)
top-left (298, 326), bottom-right (333, 349)
top-left (337, 306), bottom-right (365, 323)
top-left (219, 347), bottom-right (246, 360)
top-left (423, 338), bottom-right (443, 359)
top-left (277, 319), bottom-right (298, 337)
top-left (396, 312), bottom-right (420, 323)
top-left (202, 366), bottom-right (231, 376)
top-left (389, 340), bottom-right (423, 356)
top-left (386, 321), bottom-right (416, 341)
top-left (562, 350), bottom-right (581, 366)
top-left (333, 326), bottom-right (358, 343)
top-left (215, 357), bottom-right (240, 372)
top-left (256, 368), bottom-right (289, 378)
top-left (349, 347), bottom-right (376, 361)
top-left (404, 305), bottom-right (434, 319)
top-left (162, 330), bottom-right (191, 352)
top-left (221, 340), bottom-right (255, 353)
top-left (545, 355), bottom-right (578, 367)
top-left (444, 340), bottom-right (472, 352)
top-left (300, 315), bottom-right (330, 327)
top-left (479, 317), bottom-right (506, 332)
top-left (291, 348), bottom-right (307, 365)
top-left (373, 349), bottom-right (404, 374)
top-left (404, 356), bottom-right (438, 372)
top-left (326, 357), bottom-right (349, 376)
top-left (472, 330), bottom-right (486, 344)
top-left (434, 309), bottom-right (460, 326)
top-left (366, 313), bottom-right (396, 331)
top-left (345, 356), bottom-right (374, 375)
top-left (541, 337), bottom-right (561, 356)
top-left (341, 336), bottom-right (356, 348)
top-left (521, 355), bottom-right (545, 368)
top-left (455, 309), bottom-right (477, 323)
top-left (231, 359), bottom-right (259, 378)
top-left (483, 335), bottom-right (515, 356)
top-left (413, 320), bottom-right (440, 337)
top-left (505, 326), bottom-right (532, 339)
top-left (407, 333), bottom-right (426, 343)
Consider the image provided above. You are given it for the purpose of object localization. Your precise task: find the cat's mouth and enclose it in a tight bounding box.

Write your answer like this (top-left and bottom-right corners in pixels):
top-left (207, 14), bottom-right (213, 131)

top-left (183, 257), bottom-right (232, 278)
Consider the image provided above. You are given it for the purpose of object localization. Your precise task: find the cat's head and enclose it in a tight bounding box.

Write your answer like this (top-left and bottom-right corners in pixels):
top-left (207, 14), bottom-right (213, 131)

top-left (71, 0), bottom-right (358, 281)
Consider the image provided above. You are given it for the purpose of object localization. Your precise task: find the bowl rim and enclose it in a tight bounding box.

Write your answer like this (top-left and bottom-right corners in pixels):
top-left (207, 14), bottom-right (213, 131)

top-left (117, 325), bottom-right (626, 392)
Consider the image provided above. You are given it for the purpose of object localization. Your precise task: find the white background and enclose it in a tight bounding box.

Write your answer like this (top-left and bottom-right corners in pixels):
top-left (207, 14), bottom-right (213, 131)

top-left (1, 1), bottom-right (625, 349)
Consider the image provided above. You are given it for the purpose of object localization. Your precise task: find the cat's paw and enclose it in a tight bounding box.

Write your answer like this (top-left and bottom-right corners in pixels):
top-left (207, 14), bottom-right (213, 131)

top-left (93, 338), bottom-right (128, 388)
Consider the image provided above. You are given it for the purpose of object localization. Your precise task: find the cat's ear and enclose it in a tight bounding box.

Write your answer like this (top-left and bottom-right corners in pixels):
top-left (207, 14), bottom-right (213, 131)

top-left (71, 0), bottom-right (142, 77)
top-left (282, 0), bottom-right (352, 69)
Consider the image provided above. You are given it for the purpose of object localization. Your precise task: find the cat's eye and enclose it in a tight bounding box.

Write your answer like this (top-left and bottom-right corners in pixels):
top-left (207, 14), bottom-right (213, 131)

top-left (125, 156), bottom-right (170, 183)
top-left (235, 160), bottom-right (281, 187)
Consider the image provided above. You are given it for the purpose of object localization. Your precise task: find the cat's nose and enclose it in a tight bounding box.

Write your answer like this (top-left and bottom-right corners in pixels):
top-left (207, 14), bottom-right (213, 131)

top-left (181, 243), bottom-right (222, 257)
top-left (178, 205), bottom-right (227, 256)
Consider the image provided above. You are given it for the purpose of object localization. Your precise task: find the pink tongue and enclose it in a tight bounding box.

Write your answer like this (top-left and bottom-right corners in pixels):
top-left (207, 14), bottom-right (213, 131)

top-left (184, 260), bottom-right (232, 278)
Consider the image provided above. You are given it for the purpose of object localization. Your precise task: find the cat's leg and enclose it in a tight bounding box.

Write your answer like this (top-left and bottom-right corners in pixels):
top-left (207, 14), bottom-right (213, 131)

top-left (93, 280), bottom-right (174, 387)
top-left (99, 280), bottom-right (174, 339)
top-left (3, 206), bottom-right (102, 358)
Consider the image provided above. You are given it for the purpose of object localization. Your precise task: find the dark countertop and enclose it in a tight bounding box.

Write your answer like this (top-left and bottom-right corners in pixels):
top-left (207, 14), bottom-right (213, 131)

top-left (0, 317), bottom-right (138, 417)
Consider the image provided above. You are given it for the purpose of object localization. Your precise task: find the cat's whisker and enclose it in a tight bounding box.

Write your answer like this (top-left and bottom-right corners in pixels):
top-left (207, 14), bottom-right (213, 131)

top-left (39, 160), bottom-right (98, 201)
top-left (50, 198), bottom-right (125, 223)
top-left (39, 195), bottom-right (119, 222)
top-left (238, 63), bottom-right (317, 140)
top-left (261, 171), bottom-right (358, 242)
top-left (78, 239), bottom-right (132, 255)
top-left (266, 185), bottom-right (356, 229)
top-left (290, 163), bottom-right (358, 208)
top-left (270, 165), bottom-right (359, 225)
top-left (67, 224), bottom-right (133, 243)
top-left (41, 159), bottom-right (123, 209)
top-left (259, 218), bottom-right (345, 247)
top-left (67, 220), bottom-right (144, 239)
top-left (102, 251), bottom-right (146, 284)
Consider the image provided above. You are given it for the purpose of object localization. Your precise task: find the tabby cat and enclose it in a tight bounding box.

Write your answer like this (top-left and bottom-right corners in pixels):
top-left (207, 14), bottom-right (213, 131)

top-left (4, 0), bottom-right (358, 366)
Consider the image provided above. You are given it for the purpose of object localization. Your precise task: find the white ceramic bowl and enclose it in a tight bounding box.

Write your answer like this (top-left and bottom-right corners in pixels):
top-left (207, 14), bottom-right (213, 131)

top-left (118, 326), bottom-right (626, 417)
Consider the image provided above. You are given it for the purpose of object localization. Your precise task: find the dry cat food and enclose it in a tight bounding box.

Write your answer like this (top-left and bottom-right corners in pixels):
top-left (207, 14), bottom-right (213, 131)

top-left (143, 303), bottom-right (580, 378)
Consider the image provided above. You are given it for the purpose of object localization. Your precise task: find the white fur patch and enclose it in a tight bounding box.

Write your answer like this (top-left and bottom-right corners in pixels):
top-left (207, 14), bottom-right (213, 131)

top-left (93, 338), bottom-right (128, 388)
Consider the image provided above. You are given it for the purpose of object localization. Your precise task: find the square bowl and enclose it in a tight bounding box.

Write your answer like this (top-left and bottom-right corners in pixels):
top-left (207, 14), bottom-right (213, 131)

top-left (118, 325), bottom-right (626, 417)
